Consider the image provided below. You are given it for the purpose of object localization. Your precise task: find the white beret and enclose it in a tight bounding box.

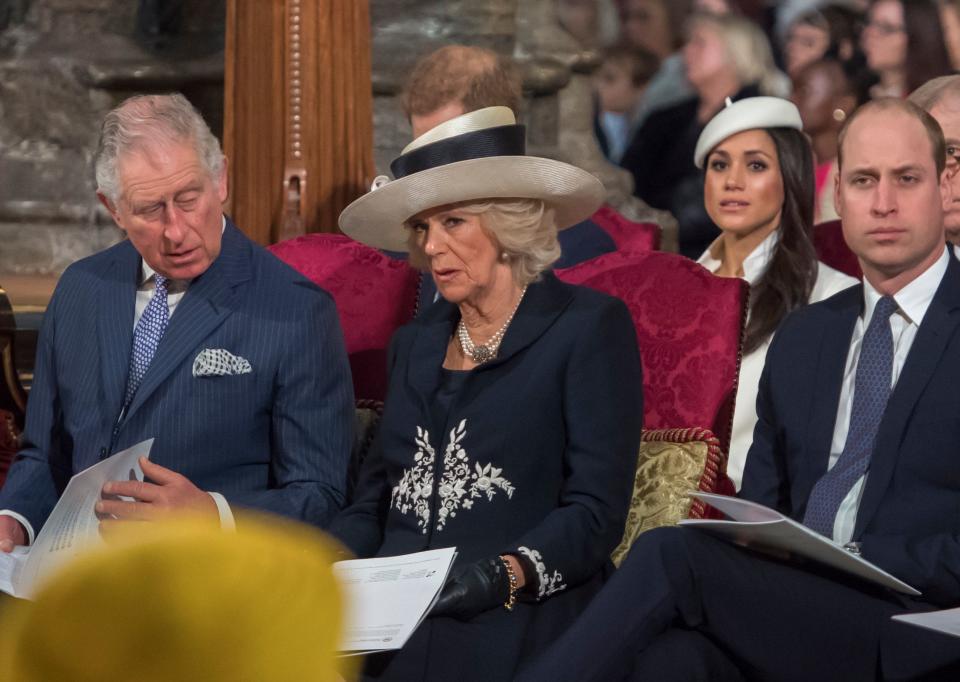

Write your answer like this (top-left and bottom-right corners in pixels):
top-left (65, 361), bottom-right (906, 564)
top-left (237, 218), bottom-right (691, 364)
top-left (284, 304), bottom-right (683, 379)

top-left (694, 96), bottom-right (803, 169)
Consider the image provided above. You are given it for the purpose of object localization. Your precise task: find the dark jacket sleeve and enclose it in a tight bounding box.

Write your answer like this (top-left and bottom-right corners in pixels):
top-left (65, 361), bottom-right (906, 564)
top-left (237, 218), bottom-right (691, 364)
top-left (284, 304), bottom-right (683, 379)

top-left (327, 329), bottom-right (409, 557)
top-left (228, 286), bottom-right (354, 527)
top-left (505, 298), bottom-right (643, 600)
top-left (620, 100), bottom-right (698, 212)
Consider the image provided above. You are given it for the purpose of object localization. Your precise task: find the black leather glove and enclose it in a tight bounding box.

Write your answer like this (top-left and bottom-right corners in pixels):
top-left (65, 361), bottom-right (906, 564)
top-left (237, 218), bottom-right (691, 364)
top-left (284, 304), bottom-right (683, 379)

top-left (431, 557), bottom-right (510, 620)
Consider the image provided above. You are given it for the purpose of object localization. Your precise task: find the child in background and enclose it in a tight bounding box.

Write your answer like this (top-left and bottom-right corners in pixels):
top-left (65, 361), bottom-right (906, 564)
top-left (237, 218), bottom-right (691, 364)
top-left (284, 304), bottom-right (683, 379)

top-left (593, 44), bottom-right (659, 163)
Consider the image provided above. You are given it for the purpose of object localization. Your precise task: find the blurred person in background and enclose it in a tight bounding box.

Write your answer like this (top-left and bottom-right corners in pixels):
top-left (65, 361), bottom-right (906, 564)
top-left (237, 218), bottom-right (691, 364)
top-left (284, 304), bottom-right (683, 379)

top-left (618, 0), bottom-right (697, 127)
top-left (593, 44), bottom-right (660, 163)
top-left (939, 0), bottom-right (960, 68)
top-left (557, 0), bottom-right (621, 48)
top-left (621, 12), bottom-right (789, 257)
top-left (862, 0), bottom-right (953, 98)
top-left (791, 57), bottom-right (865, 221)
top-left (783, 3), bottom-right (866, 77)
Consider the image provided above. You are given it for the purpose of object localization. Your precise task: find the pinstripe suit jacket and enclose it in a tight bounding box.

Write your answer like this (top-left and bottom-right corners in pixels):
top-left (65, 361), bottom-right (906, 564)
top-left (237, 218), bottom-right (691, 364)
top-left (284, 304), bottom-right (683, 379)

top-left (0, 221), bottom-right (354, 533)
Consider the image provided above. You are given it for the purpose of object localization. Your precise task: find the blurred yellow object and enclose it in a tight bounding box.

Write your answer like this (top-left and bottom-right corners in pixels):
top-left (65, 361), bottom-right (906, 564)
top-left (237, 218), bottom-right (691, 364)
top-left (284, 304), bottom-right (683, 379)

top-left (0, 514), bottom-right (353, 682)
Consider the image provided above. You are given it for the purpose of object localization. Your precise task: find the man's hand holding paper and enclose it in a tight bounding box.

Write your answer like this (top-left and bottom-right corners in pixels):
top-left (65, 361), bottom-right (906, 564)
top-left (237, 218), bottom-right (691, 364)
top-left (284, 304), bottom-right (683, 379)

top-left (97, 456), bottom-right (218, 535)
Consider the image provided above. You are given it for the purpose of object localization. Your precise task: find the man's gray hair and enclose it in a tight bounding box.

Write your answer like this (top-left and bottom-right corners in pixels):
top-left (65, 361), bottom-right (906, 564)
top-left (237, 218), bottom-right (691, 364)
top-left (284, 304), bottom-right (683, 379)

top-left (95, 93), bottom-right (225, 203)
top-left (908, 75), bottom-right (960, 112)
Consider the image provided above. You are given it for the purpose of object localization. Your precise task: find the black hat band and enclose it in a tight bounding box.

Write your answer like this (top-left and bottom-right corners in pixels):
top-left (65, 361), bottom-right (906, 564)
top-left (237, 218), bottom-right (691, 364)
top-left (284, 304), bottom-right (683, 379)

top-left (390, 124), bottom-right (526, 179)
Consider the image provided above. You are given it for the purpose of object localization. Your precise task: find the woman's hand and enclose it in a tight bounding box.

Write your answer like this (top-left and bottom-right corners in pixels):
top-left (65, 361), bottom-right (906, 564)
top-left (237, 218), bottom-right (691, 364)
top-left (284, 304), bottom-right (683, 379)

top-left (431, 557), bottom-right (511, 620)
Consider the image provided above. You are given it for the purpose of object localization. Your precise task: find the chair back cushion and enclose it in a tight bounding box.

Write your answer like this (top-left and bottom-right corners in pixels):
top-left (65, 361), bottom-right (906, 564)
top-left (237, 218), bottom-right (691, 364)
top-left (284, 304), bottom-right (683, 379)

top-left (590, 205), bottom-right (661, 253)
top-left (813, 219), bottom-right (861, 278)
top-left (611, 427), bottom-right (728, 566)
top-left (556, 250), bottom-right (747, 453)
top-left (268, 234), bottom-right (420, 401)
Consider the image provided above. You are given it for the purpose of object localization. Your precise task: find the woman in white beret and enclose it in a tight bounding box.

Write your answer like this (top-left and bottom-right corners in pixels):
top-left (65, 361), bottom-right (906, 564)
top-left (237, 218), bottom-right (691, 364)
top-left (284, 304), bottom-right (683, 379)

top-left (693, 96), bottom-right (857, 489)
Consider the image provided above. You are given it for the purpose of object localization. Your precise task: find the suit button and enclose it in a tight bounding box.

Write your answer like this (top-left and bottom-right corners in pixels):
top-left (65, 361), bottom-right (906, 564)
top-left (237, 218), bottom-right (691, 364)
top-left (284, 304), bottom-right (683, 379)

top-left (99, 447), bottom-right (107, 460)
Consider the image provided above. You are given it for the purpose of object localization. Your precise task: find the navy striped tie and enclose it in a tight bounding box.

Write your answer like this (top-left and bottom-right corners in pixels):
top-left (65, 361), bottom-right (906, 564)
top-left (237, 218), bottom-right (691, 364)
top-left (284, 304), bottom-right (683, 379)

top-left (803, 295), bottom-right (898, 537)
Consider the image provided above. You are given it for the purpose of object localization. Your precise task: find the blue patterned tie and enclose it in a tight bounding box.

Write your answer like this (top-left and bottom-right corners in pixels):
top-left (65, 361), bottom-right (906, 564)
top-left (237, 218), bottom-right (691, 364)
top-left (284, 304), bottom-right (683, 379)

top-left (803, 295), bottom-right (899, 537)
top-left (123, 274), bottom-right (169, 408)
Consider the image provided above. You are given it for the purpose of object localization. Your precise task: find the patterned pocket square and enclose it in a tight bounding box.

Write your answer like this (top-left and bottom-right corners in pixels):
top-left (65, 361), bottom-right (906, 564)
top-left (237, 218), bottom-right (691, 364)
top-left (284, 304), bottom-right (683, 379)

top-left (192, 348), bottom-right (252, 378)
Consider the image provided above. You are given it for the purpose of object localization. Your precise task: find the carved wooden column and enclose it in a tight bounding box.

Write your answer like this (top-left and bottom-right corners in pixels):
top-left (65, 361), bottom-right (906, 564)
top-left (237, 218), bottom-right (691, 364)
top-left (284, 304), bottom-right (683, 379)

top-left (224, 0), bottom-right (374, 245)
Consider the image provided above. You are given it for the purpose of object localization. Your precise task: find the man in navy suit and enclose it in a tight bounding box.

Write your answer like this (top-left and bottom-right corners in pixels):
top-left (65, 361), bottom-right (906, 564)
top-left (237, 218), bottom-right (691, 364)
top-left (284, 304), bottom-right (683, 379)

top-left (0, 94), bottom-right (354, 551)
top-left (520, 99), bottom-right (960, 681)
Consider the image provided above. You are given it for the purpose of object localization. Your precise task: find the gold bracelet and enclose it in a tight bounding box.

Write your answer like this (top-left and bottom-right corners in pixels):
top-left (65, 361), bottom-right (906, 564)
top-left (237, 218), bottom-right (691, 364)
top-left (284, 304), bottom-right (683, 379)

top-left (500, 555), bottom-right (519, 611)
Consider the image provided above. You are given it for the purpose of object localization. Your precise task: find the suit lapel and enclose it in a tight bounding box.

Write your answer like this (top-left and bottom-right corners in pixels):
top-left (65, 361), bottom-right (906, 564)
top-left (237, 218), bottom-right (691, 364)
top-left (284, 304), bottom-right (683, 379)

top-left (98, 242), bottom-right (140, 424)
top-left (478, 272), bottom-right (575, 370)
top-left (122, 223), bottom-right (252, 425)
top-left (854, 257), bottom-right (960, 536)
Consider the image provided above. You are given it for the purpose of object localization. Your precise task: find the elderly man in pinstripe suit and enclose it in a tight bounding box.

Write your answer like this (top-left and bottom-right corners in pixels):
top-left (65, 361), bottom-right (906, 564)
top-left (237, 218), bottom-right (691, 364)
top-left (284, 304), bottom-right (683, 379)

top-left (0, 93), bottom-right (354, 551)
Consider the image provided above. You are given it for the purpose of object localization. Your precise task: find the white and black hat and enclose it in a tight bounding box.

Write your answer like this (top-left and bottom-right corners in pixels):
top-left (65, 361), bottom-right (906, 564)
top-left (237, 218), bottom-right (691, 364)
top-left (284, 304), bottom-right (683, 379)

top-left (339, 106), bottom-right (606, 252)
top-left (694, 96), bottom-right (804, 169)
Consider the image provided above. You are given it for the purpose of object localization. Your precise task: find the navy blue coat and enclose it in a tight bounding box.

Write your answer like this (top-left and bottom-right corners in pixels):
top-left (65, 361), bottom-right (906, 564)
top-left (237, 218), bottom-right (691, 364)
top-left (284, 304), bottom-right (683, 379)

top-left (331, 272), bottom-right (643, 681)
top-left (742, 253), bottom-right (960, 678)
top-left (0, 221), bottom-right (354, 532)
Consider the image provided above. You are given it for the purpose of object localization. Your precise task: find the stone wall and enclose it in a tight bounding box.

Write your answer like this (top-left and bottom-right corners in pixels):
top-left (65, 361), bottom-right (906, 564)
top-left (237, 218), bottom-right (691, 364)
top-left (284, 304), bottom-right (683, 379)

top-left (0, 0), bottom-right (224, 275)
top-left (1, 0), bottom-right (668, 275)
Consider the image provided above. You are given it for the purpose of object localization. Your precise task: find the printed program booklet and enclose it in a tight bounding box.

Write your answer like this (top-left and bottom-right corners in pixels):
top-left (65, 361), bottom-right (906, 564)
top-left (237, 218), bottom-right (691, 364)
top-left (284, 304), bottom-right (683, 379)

top-left (678, 492), bottom-right (919, 596)
top-left (0, 439), bottom-right (152, 599)
top-left (335, 547), bottom-right (457, 655)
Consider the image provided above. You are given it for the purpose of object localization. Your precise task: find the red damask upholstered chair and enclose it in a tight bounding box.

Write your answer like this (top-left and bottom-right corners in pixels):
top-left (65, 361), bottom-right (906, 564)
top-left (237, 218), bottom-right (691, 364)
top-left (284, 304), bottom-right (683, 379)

top-left (813, 219), bottom-right (861, 278)
top-left (590, 205), bottom-right (661, 253)
top-left (557, 251), bottom-right (748, 503)
top-left (268, 233), bottom-right (420, 403)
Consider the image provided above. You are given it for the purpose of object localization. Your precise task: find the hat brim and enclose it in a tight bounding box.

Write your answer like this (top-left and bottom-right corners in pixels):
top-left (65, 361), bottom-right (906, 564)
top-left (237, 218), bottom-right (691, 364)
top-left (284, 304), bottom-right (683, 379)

top-left (338, 156), bottom-right (606, 252)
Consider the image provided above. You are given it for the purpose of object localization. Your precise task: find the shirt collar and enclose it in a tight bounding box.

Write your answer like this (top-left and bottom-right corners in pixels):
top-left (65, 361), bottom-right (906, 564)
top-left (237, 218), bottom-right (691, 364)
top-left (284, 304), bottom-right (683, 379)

top-left (697, 230), bottom-right (779, 285)
top-left (138, 215), bottom-right (226, 287)
top-left (861, 245), bottom-right (949, 328)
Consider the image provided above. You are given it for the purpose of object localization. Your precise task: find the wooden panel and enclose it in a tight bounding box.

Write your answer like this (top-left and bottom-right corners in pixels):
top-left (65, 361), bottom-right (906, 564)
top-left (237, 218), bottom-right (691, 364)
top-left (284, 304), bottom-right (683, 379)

top-left (224, 0), bottom-right (374, 245)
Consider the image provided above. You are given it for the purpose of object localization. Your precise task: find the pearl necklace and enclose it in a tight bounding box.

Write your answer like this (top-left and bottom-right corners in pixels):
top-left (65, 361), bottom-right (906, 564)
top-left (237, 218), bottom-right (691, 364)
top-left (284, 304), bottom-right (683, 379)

top-left (457, 286), bottom-right (528, 364)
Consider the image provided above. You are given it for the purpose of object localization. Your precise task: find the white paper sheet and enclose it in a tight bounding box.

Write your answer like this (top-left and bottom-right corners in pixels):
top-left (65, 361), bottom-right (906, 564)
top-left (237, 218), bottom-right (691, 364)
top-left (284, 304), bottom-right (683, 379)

top-left (893, 608), bottom-right (960, 638)
top-left (334, 547), bottom-right (457, 654)
top-left (1, 439), bottom-right (152, 599)
top-left (679, 492), bottom-right (920, 596)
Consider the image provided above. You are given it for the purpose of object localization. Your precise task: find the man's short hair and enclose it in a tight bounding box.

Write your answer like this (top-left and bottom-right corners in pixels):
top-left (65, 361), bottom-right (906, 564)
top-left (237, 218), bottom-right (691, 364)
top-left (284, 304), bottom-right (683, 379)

top-left (837, 98), bottom-right (946, 177)
top-left (908, 75), bottom-right (960, 112)
top-left (400, 45), bottom-right (522, 119)
top-left (95, 93), bottom-right (224, 204)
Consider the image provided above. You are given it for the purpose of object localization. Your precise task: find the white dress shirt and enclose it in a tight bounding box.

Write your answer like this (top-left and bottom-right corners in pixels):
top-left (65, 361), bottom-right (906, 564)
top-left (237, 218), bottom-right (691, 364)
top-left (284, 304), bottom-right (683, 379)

top-left (698, 231), bottom-right (858, 489)
top-left (828, 245), bottom-right (949, 543)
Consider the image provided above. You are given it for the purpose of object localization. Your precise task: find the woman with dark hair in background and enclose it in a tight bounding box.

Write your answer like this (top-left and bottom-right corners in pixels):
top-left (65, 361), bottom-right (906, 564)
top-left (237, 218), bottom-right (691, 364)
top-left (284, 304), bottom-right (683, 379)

top-left (862, 0), bottom-right (954, 98)
top-left (693, 97), bottom-right (856, 489)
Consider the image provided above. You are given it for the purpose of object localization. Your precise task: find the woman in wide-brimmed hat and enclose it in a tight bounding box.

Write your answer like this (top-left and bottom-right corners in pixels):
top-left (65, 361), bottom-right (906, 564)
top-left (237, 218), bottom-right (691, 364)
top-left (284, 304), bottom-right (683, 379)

top-left (330, 106), bottom-right (643, 682)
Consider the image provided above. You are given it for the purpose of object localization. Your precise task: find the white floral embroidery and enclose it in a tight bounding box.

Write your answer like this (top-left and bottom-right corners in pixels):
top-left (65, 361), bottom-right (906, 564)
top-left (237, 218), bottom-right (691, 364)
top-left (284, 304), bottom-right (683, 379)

top-left (391, 419), bottom-right (514, 533)
top-left (518, 546), bottom-right (566, 599)
top-left (391, 426), bottom-right (436, 532)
